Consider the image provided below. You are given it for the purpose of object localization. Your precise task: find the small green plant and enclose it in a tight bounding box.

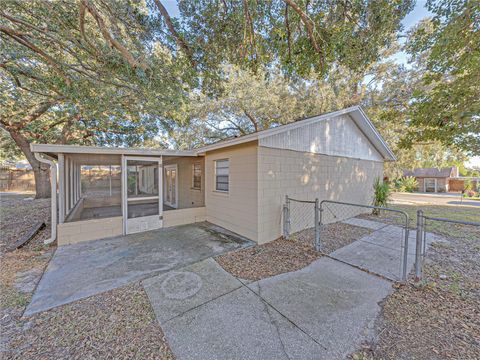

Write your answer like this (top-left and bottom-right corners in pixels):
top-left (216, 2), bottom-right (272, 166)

top-left (396, 176), bottom-right (418, 192)
top-left (464, 179), bottom-right (473, 192)
top-left (372, 177), bottom-right (390, 215)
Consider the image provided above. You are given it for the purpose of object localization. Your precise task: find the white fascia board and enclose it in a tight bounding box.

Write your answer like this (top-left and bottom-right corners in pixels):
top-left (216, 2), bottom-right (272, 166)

top-left (30, 144), bottom-right (197, 157)
top-left (352, 107), bottom-right (397, 161)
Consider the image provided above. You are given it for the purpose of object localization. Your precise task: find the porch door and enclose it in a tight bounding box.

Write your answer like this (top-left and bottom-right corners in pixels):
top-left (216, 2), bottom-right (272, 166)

top-left (123, 157), bottom-right (162, 234)
top-left (164, 165), bottom-right (177, 208)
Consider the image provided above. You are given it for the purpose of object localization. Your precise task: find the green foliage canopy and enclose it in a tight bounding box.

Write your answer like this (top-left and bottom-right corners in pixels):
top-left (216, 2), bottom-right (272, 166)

top-left (404, 0), bottom-right (480, 155)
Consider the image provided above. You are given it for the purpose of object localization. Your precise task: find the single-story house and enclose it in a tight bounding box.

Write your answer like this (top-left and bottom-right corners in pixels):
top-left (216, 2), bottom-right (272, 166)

top-left (402, 166), bottom-right (478, 193)
top-left (31, 106), bottom-right (395, 246)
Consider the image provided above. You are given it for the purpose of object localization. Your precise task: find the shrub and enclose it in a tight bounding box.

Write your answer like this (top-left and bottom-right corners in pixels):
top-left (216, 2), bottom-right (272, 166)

top-left (372, 177), bottom-right (390, 215)
top-left (464, 179), bottom-right (473, 192)
top-left (396, 176), bottom-right (418, 192)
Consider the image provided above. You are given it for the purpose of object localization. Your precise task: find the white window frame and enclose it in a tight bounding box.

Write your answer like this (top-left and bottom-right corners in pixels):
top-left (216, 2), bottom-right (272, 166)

top-left (214, 159), bottom-right (229, 193)
top-left (192, 162), bottom-right (202, 190)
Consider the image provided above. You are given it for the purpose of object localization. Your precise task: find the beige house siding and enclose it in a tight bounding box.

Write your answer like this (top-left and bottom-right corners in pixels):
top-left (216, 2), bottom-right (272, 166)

top-left (204, 142), bottom-right (258, 241)
top-left (163, 207), bottom-right (206, 227)
top-left (57, 216), bottom-right (123, 246)
top-left (257, 146), bottom-right (384, 244)
top-left (259, 114), bottom-right (384, 162)
top-left (163, 157), bottom-right (205, 209)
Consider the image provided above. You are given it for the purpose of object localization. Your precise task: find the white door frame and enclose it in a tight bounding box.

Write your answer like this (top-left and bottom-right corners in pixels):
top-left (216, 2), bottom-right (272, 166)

top-left (163, 164), bottom-right (178, 208)
top-left (122, 155), bottom-right (163, 234)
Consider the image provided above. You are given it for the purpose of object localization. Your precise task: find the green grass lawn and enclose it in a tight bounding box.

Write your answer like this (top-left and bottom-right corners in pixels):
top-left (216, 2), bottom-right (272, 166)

top-left (387, 204), bottom-right (480, 240)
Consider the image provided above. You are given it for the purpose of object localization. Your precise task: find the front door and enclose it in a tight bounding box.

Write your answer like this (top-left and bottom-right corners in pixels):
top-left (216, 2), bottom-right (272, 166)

top-left (164, 165), bottom-right (177, 208)
top-left (123, 157), bottom-right (162, 234)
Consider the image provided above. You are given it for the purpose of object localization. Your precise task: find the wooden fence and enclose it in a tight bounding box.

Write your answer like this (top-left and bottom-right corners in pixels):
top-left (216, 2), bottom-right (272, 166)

top-left (0, 168), bottom-right (35, 191)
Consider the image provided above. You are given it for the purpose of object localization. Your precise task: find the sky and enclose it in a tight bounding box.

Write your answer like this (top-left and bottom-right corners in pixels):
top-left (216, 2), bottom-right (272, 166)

top-left (390, 0), bottom-right (432, 66)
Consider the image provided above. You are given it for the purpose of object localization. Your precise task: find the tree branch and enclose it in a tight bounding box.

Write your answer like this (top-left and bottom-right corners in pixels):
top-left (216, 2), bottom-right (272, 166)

top-left (283, 0), bottom-right (323, 69)
top-left (81, 0), bottom-right (149, 71)
top-left (153, 0), bottom-right (196, 67)
top-left (0, 25), bottom-right (72, 85)
top-left (285, 3), bottom-right (292, 62)
top-left (243, 110), bottom-right (259, 132)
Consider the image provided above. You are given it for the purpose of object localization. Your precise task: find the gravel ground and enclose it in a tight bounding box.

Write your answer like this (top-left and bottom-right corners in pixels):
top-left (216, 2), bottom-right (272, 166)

top-left (216, 222), bottom-right (370, 281)
top-left (1, 194), bottom-right (174, 359)
top-left (294, 222), bottom-right (372, 254)
top-left (352, 205), bottom-right (480, 360)
top-left (2, 283), bottom-right (175, 360)
top-left (216, 237), bottom-right (321, 281)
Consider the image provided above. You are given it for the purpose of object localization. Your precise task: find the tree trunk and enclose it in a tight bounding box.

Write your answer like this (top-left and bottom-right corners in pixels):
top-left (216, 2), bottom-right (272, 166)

top-left (8, 129), bottom-right (51, 198)
top-left (33, 164), bottom-right (51, 199)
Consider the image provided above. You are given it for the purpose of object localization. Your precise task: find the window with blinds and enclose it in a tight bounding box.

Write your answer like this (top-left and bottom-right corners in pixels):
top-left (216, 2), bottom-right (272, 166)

top-left (214, 159), bottom-right (229, 192)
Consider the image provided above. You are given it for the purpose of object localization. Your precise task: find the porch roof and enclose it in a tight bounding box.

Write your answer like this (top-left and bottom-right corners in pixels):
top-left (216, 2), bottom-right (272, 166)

top-left (30, 144), bottom-right (198, 158)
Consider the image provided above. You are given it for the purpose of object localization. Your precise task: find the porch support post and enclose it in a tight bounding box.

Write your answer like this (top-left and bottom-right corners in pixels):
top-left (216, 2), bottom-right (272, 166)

top-left (121, 155), bottom-right (127, 235)
top-left (73, 162), bottom-right (77, 205)
top-left (69, 159), bottom-right (74, 211)
top-left (58, 153), bottom-right (65, 223)
top-left (159, 156), bottom-right (163, 220)
top-left (66, 157), bottom-right (69, 212)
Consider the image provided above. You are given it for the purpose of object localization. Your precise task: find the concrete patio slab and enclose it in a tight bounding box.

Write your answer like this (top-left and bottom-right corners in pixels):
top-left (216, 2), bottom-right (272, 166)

top-left (24, 222), bottom-right (253, 316)
top-left (247, 257), bottom-right (392, 359)
top-left (161, 286), bottom-right (327, 360)
top-left (341, 218), bottom-right (387, 230)
top-left (143, 258), bottom-right (242, 323)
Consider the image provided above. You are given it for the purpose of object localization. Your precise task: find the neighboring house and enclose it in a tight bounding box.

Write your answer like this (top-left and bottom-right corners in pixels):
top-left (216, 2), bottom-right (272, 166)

top-left (403, 166), bottom-right (479, 193)
top-left (31, 106), bottom-right (396, 246)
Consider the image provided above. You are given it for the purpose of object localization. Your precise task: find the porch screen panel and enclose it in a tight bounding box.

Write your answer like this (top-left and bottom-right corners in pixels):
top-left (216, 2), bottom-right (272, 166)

top-left (215, 159), bottom-right (229, 192)
top-left (126, 160), bottom-right (160, 218)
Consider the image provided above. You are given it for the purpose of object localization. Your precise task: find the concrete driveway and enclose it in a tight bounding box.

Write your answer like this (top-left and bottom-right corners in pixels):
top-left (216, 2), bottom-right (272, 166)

top-left (25, 222), bottom-right (253, 316)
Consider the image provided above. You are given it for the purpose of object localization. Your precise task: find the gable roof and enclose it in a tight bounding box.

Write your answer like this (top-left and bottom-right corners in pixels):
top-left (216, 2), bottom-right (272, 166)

top-left (195, 106), bottom-right (396, 161)
top-left (403, 167), bottom-right (457, 178)
top-left (31, 106), bottom-right (396, 161)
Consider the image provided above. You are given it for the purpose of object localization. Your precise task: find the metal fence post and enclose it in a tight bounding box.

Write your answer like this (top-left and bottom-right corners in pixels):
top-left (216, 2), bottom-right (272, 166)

top-left (314, 198), bottom-right (320, 251)
top-left (284, 195), bottom-right (291, 239)
top-left (415, 210), bottom-right (424, 281)
top-left (401, 217), bottom-right (409, 282)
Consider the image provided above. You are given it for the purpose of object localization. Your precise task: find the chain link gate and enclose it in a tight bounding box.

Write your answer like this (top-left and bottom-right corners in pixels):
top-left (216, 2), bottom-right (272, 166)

top-left (283, 196), bottom-right (412, 281)
top-left (283, 195), bottom-right (320, 247)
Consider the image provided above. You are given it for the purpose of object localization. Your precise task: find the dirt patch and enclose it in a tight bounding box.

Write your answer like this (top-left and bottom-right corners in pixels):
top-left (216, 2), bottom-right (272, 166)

top-left (293, 222), bottom-right (372, 254)
top-left (2, 283), bottom-right (174, 359)
top-left (217, 222), bottom-right (371, 281)
top-left (352, 226), bottom-right (480, 359)
top-left (216, 238), bottom-right (321, 281)
top-left (0, 194), bottom-right (51, 253)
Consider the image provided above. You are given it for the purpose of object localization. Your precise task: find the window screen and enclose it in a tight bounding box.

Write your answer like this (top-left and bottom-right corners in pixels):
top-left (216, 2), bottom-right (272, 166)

top-left (215, 159), bottom-right (229, 192)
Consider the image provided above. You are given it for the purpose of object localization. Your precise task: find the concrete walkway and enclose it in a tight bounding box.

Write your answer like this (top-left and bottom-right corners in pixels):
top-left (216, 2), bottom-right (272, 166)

top-left (143, 220), bottom-right (443, 359)
top-left (25, 222), bottom-right (253, 316)
top-left (334, 219), bottom-right (438, 281)
top-left (144, 257), bottom-right (392, 360)
top-left (334, 220), bottom-right (414, 281)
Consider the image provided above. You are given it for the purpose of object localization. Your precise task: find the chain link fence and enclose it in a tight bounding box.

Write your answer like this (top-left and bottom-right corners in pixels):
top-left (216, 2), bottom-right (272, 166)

top-left (414, 211), bottom-right (480, 281)
top-left (283, 196), bottom-right (412, 281)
